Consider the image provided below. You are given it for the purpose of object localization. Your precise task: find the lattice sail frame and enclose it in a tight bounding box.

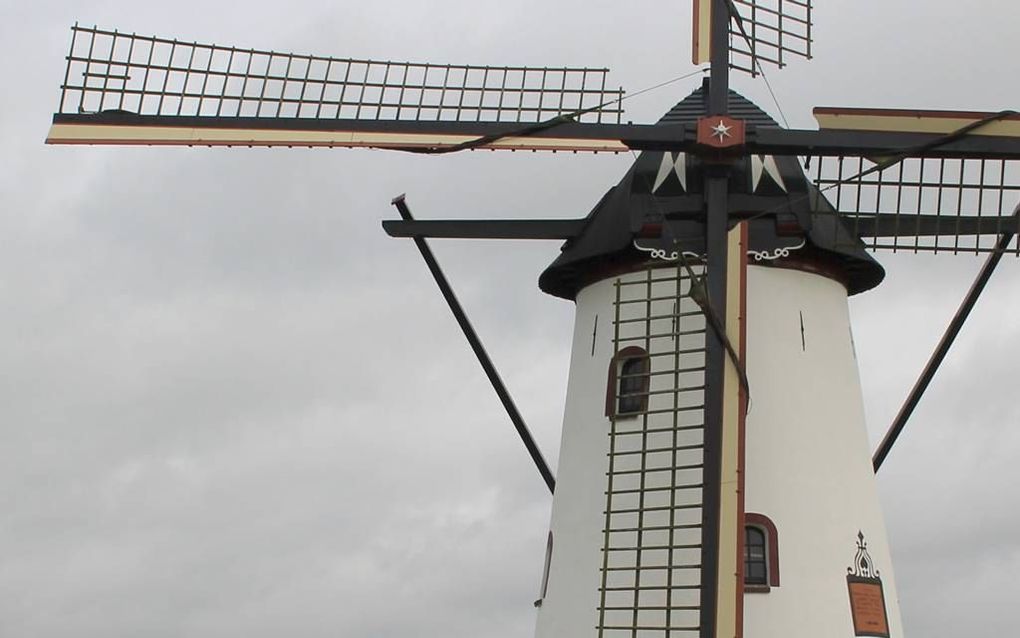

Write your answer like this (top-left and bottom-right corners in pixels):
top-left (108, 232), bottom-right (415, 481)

top-left (728, 0), bottom-right (812, 76)
top-left (58, 25), bottom-right (624, 124)
top-left (811, 156), bottom-right (1020, 254)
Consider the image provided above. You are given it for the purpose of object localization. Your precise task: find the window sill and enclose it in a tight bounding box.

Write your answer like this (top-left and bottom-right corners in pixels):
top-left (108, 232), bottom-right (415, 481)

top-left (744, 584), bottom-right (771, 594)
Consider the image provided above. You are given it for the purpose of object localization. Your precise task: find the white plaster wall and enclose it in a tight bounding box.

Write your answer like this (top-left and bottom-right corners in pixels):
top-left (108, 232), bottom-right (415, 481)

top-left (534, 275), bottom-right (618, 638)
top-left (742, 265), bottom-right (904, 637)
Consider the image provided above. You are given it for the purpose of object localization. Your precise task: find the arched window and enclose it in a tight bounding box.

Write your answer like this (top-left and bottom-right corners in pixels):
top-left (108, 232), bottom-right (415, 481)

top-left (745, 526), bottom-right (768, 586)
top-left (605, 346), bottom-right (650, 418)
top-left (744, 513), bottom-right (781, 591)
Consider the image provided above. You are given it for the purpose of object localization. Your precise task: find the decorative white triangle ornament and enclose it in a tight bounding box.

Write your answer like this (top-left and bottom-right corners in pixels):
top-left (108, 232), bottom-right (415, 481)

top-left (652, 152), bottom-right (688, 193)
top-left (751, 155), bottom-right (788, 193)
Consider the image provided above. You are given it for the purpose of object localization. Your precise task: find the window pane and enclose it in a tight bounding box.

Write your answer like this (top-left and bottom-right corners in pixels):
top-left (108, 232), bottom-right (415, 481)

top-left (744, 526), bottom-right (768, 586)
top-left (746, 562), bottom-right (767, 585)
top-left (617, 357), bottom-right (646, 415)
top-left (745, 527), bottom-right (765, 547)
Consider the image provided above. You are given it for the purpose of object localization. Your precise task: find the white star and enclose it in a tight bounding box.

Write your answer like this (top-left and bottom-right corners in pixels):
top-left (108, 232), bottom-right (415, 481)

top-left (710, 120), bottom-right (733, 142)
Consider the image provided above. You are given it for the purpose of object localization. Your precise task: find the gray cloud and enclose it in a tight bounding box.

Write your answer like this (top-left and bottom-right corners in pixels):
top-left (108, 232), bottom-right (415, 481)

top-left (1, 1), bottom-right (1017, 637)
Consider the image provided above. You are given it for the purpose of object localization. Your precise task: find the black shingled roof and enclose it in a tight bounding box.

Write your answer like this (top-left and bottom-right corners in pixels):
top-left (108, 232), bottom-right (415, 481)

top-left (538, 83), bottom-right (884, 300)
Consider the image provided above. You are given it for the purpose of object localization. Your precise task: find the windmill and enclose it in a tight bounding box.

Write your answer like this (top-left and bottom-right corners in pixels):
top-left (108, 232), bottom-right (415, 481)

top-left (43, 1), bottom-right (1020, 637)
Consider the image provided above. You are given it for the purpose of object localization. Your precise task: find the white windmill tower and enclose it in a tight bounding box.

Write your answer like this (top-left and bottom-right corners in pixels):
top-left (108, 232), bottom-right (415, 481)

top-left (44, 1), bottom-right (1020, 636)
top-left (531, 83), bottom-right (904, 638)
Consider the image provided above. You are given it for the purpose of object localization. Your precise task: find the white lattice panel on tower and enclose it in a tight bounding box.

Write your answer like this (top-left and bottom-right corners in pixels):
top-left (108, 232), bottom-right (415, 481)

top-left (598, 264), bottom-right (707, 637)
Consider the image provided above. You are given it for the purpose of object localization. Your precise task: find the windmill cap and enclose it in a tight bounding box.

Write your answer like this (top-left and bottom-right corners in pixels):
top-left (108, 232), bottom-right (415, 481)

top-left (538, 84), bottom-right (885, 300)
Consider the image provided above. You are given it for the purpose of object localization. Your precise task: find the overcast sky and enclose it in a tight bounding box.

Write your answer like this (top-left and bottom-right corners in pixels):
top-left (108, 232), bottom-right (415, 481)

top-left (1, 1), bottom-right (1018, 636)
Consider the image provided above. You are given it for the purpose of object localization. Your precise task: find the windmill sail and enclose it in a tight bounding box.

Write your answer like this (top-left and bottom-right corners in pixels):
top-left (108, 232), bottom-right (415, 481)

top-left (808, 107), bottom-right (1020, 254)
top-left (47, 25), bottom-right (626, 151)
top-left (692, 0), bottom-right (813, 75)
top-left (48, 26), bottom-right (1020, 162)
top-left (727, 0), bottom-right (812, 75)
top-left (810, 155), bottom-right (1020, 254)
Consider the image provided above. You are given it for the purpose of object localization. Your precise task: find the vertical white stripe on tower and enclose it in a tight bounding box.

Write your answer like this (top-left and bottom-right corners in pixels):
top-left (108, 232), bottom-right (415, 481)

top-left (715, 224), bottom-right (748, 638)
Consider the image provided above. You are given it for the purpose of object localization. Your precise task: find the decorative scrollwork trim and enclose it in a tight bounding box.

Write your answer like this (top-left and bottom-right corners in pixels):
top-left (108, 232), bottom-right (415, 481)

top-left (847, 530), bottom-right (882, 580)
top-left (748, 239), bottom-right (807, 262)
top-left (632, 240), bottom-right (703, 263)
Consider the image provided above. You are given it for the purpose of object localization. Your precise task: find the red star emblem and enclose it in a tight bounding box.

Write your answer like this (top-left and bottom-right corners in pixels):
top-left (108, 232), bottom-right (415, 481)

top-left (697, 115), bottom-right (746, 149)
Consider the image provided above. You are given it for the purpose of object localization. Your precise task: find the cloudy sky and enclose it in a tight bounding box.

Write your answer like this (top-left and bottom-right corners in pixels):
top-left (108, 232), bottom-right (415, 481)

top-left (1, 1), bottom-right (1017, 636)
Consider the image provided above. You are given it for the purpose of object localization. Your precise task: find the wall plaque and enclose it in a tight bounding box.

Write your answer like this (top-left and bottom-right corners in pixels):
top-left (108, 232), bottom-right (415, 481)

top-left (846, 531), bottom-right (890, 638)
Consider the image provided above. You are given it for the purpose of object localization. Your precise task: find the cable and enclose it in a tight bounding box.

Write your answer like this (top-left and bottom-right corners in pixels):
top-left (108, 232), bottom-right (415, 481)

top-left (620, 68), bottom-right (710, 106)
top-left (756, 66), bottom-right (791, 129)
